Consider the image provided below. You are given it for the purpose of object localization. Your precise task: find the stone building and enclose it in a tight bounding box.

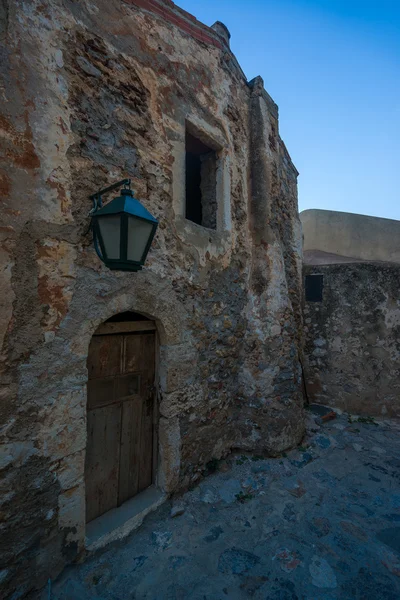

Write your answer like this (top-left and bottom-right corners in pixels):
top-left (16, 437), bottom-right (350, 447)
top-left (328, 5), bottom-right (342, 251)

top-left (0, 0), bottom-right (304, 596)
top-left (302, 209), bottom-right (400, 417)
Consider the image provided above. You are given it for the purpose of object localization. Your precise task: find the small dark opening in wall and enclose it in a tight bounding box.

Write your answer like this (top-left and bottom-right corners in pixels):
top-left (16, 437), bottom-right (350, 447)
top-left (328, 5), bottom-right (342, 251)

top-left (305, 274), bottom-right (323, 302)
top-left (106, 311), bottom-right (151, 322)
top-left (185, 130), bottom-right (217, 229)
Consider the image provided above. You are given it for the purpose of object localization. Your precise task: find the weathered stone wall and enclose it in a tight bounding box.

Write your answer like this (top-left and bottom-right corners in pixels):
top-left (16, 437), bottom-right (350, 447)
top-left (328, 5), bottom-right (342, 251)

top-left (0, 0), bottom-right (303, 596)
top-left (304, 263), bottom-right (400, 417)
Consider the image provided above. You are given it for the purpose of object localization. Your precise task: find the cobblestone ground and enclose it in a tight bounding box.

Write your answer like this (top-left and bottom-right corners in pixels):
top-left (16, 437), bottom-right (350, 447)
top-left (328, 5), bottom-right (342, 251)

top-left (46, 409), bottom-right (400, 600)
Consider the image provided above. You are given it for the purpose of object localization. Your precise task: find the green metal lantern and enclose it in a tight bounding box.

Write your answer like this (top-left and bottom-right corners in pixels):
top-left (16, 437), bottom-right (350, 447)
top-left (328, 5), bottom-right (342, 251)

top-left (90, 179), bottom-right (158, 272)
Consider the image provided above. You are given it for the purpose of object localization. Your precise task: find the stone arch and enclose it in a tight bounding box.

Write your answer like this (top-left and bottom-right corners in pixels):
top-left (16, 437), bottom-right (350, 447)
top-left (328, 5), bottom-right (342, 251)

top-left (72, 286), bottom-right (186, 359)
top-left (96, 292), bottom-right (184, 346)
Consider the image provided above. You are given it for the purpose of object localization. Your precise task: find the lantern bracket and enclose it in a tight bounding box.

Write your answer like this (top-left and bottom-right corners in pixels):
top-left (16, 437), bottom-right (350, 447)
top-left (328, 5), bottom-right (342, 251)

top-left (88, 178), bottom-right (131, 214)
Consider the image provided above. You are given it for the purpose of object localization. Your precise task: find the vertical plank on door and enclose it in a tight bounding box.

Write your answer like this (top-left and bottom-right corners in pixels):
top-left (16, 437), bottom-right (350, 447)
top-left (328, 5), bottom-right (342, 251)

top-left (118, 397), bottom-right (142, 506)
top-left (85, 404), bottom-right (121, 523)
top-left (123, 334), bottom-right (142, 374)
top-left (87, 334), bottom-right (122, 379)
top-left (138, 333), bottom-right (156, 491)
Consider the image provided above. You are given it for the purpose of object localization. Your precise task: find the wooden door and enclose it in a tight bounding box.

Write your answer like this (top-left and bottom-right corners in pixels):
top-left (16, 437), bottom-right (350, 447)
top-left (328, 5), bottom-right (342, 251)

top-left (85, 329), bottom-right (155, 523)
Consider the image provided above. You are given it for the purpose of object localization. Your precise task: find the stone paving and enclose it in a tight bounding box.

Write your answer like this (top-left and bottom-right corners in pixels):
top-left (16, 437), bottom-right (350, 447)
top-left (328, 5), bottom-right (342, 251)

top-left (46, 408), bottom-right (400, 599)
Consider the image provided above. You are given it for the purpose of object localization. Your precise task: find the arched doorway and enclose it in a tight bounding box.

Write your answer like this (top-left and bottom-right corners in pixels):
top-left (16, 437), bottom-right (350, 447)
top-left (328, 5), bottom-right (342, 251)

top-left (85, 311), bottom-right (157, 523)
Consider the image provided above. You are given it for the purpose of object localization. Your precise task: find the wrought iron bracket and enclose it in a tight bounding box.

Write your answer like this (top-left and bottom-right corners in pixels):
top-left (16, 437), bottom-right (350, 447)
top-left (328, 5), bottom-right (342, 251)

top-left (88, 179), bottom-right (131, 215)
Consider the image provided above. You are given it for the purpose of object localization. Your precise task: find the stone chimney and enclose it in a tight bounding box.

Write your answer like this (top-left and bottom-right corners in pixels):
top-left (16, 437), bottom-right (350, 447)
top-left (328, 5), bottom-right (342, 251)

top-left (211, 21), bottom-right (231, 48)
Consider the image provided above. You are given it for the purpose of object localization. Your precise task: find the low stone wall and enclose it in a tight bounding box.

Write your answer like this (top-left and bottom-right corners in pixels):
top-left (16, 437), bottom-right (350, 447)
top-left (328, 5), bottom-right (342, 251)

top-left (304, 262), bottom-right (400, 417)
top-left (301, 209), bottom-right (400, 264)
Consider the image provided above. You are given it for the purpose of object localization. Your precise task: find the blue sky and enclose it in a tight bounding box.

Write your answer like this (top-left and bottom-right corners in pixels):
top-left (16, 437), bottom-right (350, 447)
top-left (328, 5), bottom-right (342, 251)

top-left (178, 0), bottom-right (400, 220)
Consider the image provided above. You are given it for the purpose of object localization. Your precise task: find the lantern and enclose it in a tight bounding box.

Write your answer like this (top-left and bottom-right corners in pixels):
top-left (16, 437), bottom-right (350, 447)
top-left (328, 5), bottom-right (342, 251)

top-left (89, 180), bottom-right (158, 272)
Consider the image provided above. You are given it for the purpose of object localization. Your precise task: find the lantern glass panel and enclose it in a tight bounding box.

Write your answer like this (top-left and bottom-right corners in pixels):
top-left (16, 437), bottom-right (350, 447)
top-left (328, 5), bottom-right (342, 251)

top-left (127, 216), bottom-right (154, 262)
top-left (98, 215), bottom-right (121, 260)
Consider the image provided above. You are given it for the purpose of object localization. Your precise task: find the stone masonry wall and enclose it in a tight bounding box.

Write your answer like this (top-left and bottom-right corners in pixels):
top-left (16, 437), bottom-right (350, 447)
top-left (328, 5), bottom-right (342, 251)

top-left (0, 0), bottom-right (304, 596)
top-left (304, 263), bottom-right (400, 417)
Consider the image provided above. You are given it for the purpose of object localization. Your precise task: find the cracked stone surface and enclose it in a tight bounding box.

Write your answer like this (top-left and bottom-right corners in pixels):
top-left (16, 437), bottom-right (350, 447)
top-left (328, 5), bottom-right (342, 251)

top-left (44, 411), bottom-right (400, 599)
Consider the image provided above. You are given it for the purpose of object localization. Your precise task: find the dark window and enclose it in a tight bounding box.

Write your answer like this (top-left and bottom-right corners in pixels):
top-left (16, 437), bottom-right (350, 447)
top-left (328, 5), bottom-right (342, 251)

top-left (185, 130), bottom-right (217, 229)
top-left (305, 274), bottom-right (323, 302)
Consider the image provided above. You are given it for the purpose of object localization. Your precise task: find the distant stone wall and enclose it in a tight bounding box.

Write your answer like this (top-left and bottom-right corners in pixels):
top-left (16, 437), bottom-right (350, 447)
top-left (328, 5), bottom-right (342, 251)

top-left (304, 262), bottom-right (400, 417)
top-left (301, 209), bottom-right (400, 264)
top-left (0, 0), bottom-right (303, 596)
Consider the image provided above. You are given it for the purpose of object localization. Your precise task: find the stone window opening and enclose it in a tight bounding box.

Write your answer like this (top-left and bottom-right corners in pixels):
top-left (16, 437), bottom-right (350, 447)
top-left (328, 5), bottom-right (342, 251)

top-left (305, 274), bottom-right (324, 302)
top-left (185, 130), bottom-right (217, 229)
